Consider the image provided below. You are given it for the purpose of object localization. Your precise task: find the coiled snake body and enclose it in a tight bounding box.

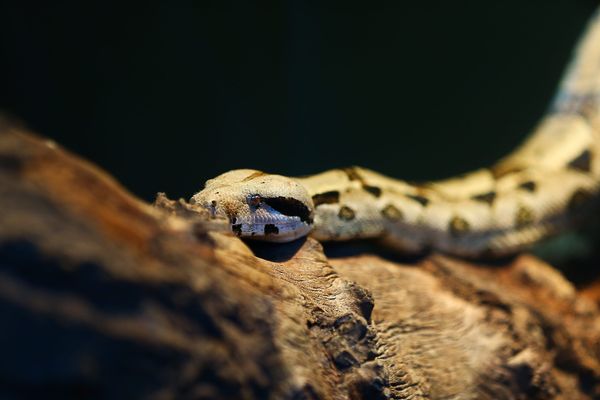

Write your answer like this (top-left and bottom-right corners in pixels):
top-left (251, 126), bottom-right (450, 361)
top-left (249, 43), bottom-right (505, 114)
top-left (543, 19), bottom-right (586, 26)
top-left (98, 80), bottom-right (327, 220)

top-left (192, 10), bottom-right (600, 257)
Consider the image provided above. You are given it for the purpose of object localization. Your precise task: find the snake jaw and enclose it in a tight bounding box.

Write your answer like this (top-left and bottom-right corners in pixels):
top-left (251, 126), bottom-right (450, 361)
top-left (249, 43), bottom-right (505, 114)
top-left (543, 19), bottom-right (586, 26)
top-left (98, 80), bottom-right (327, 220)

top-left (229, 195), bottom-right (313, 242)
top-left (232, 205), bottom-right (313, 242)
top-left (191, 169), bottom-right (314, 242)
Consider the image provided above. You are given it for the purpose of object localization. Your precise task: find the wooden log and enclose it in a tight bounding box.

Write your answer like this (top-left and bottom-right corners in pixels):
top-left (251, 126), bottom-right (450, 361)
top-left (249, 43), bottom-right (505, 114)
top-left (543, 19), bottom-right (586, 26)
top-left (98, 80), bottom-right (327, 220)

top-left (1, 118), bottom-right (599, 399)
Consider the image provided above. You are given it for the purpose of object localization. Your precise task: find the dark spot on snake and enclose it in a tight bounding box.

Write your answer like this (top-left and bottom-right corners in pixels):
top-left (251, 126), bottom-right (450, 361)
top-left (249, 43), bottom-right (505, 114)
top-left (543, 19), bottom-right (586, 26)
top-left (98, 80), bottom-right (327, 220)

top-left (231, 224), bottom-right (242, 236)
top-left (340, 167), bottom-right (385, 198)
top-left (341, 167), bottom-right (362, 181)
top-left (381, 204), bottom-right (403, 221)
top-left (263, 196), bottom-right (312, 223)
top-left (231, 216), bottom-right (237, 224)
top-left (264, 224), bottom-right (279, 235)
top-left (471, 191), bottom-right (496, 205)
top-left (363, 185), bottom-right (382, 198)
top-left (568, 188), bottom-right (593, 211)
top-left (448, 216), bottom-right (470, 237)
top-left (341, 167), bottom-right (383, 198)
top-left (210, 200), bottom-right (217, 208)
top-left (515, 205), bottom-right (534, 227)
top-left (242, 170), bottom-right (267, 182)
top-left (490, 165), bottom-right (524, 179)
top-left (518, 181), bottom-right (537, 192)
top-left (312, 191), bottom-right (340, 206)
top-left (406, 194), bottom-right (430, 207)
top-left (568, 149), bottom-right (592, 172)
top-left (338, 206), bottom-right (356, 221)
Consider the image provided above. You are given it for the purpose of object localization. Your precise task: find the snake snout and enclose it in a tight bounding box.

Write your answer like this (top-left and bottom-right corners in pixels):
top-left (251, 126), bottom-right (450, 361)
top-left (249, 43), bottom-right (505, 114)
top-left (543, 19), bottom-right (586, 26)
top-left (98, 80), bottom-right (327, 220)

top-left (191, 169), bottom-right (314, 242)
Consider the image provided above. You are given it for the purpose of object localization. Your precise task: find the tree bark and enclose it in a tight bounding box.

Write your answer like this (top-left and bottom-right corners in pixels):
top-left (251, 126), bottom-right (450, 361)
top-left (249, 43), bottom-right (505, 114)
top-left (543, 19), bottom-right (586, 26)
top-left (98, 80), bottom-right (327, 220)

top-left (1, 119), bottom-right (600, 399)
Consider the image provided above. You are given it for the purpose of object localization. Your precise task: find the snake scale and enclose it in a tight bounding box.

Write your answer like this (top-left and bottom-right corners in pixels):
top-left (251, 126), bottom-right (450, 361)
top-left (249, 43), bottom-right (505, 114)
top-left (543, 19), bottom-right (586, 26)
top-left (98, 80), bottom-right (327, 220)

top-left (192, 9), bottom-right (600, 257)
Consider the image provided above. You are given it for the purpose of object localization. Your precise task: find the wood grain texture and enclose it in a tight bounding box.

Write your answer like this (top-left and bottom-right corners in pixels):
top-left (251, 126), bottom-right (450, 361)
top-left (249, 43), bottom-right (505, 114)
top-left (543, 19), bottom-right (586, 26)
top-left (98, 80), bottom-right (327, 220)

top-left (1, 119), bottom-right (600, 399)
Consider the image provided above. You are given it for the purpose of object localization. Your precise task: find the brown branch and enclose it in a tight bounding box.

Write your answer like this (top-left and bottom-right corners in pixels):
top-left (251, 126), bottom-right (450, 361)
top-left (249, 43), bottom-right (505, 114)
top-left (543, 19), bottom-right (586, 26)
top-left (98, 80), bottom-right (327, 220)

top-left (1, 118), bottom-right (599, 399)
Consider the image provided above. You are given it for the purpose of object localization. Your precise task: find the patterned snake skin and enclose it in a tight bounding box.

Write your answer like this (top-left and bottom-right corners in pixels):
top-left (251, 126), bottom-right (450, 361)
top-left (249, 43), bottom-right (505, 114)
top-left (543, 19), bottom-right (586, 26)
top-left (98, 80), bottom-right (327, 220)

top-left (191, 9), bottom-right (600, 257)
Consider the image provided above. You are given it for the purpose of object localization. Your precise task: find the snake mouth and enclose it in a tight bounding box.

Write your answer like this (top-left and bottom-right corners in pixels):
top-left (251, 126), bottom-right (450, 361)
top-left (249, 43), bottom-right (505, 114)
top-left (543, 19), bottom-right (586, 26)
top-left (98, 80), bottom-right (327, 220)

top-left (230, 217), bottom-right (312, 242)
top-left (261, 196), bottom-right (313, 224)
top-left (227, 196), bottom-right (314, 242)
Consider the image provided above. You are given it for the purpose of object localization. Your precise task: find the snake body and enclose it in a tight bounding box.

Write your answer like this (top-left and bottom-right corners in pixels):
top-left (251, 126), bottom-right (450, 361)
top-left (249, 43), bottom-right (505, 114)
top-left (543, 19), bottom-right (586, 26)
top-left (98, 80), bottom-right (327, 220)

top-left (192, 9), bottom-right (600, 257)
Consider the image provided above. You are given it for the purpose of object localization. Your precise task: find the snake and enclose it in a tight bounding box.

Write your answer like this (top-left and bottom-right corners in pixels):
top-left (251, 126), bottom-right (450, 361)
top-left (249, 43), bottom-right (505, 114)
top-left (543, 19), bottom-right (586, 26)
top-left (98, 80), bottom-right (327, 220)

top-left (191, 9), bottom-right (600, 257)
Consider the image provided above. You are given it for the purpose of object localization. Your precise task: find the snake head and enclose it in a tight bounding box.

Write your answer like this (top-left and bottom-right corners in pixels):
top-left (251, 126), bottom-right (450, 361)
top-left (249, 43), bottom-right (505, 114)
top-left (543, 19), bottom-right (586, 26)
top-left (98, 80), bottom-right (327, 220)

top-left (190, 169), bottom-right (314, 242)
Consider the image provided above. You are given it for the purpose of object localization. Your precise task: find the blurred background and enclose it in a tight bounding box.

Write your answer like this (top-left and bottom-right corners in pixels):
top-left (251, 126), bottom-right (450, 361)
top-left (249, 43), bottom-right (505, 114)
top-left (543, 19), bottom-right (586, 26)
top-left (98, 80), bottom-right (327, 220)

top-left (0, 1), bottom-right (597, 202)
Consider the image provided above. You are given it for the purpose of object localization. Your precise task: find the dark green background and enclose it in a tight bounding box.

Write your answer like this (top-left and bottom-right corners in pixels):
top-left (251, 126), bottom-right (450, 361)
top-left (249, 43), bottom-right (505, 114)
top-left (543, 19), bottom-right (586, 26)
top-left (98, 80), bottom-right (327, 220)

top-left (0, 1), bottom-right (597, 201)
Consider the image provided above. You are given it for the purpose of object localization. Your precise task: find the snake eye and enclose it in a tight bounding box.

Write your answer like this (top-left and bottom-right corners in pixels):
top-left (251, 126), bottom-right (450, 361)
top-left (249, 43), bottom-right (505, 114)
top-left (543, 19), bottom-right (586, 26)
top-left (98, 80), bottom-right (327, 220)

top-left (248, 194), bottom-right (262, 207)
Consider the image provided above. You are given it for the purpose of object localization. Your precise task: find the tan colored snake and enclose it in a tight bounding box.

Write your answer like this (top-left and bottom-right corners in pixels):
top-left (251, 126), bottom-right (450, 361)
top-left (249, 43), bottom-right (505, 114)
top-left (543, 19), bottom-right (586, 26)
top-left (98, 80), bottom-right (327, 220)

top-left (192, 9), bottom-right (600, 257)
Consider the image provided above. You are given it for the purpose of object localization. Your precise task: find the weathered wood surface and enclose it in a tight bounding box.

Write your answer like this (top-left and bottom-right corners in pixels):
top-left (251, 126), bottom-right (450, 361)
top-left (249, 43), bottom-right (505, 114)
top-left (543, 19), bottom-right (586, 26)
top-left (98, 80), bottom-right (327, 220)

top-left (1, 119), bottom-right (600, 399)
